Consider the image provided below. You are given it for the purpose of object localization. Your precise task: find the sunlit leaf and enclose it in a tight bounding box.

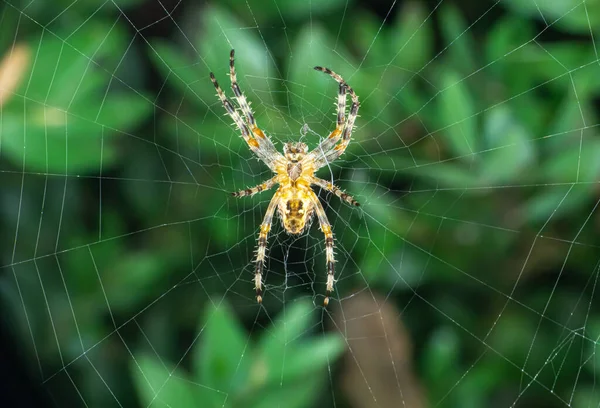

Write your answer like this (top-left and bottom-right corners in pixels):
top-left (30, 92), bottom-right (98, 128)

top-left (390, 1), bottom-right (433, 72)
top-left (277, 335), bottom-right (345, 378)
top-left (0, 22), bottom-right (151, 173)
top-left (423, 326), bottom-right (460, 386)
top-left (132, 354), bottom-right (212, 408)
top-left (195, 302), bottom-right (251, 394)
top-left (439, 3), bottom-right (477, 73)
top-left (479, 106), bottom-right (535, 184)
top-left (543, 138), bottom-right (600, 183)
top-left (501, 0), bottom-right (600, 34)
top-left (437, 70), bottom-right (478, 158)
top-left (288, 24), bottom-right (354, 129)
top-left (249, 375), bottom-right (324, 408)
top-left (257, 301), bottom-right (314, 384)
top-left (199, 6), bottom-right (278, 111)
top-left (373, 155), bottom-right (479, 189)
top-left (149, 40), bottom-right (214, 108)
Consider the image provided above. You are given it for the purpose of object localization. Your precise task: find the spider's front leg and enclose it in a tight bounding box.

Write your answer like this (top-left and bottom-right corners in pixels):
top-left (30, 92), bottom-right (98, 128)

top-left (209, 72), bottom-right (259, 153)
top-left (254, 191), bottom-right (281, 303)
top-left (311, 177), bottom-right (360, 207)
top-left (232, 175), bottom-right (278, 197)
top-left (228, 50), bottom-right (279, 154)
top-left (312, 66), bottom-right (360, 165)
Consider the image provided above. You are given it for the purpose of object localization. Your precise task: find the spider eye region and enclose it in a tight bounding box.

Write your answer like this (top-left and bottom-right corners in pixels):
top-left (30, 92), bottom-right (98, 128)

top-left (283, 142), bottom-right (308, 162)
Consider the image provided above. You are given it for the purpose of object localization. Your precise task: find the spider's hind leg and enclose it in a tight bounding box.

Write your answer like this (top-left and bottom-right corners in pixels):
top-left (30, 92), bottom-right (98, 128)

top-left (254, 191), bottom-right (281, 303)
top-left (309, 191), bottom-right (336, 306)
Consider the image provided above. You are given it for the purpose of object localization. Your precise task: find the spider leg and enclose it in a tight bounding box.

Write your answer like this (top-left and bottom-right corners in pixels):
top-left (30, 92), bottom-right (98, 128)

top-left (309, 191), bottom-right (336, 306)
top-left (312, 67), bottom-right (359, 167)
top-left (254, 190), bottom-right (281, 303)
top-left (229, 50), bottom-right (280, 157)
top-left (232, 175), bottom-right (278, 197)
top-left (312, 82), bottom-right (346, 154)
top-left (209, 72), bottom-right (260, 152)
top-left (311, 177), bottom-right (360, 206)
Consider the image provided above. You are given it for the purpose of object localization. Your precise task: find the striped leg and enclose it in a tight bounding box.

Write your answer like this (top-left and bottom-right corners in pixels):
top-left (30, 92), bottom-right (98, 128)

top-left (232, 175), bottom-right (278, 197)
top-left (309, 192), bottom-right (336, 306)
top-left (312, 82), bottom-right (346, 154)
top-left (312, 67), bottom-right (359, 166)
top-left (254, 191), bottom-right (281, 303)
top-left (311, 177), bottom-right (360, 207)
top-left (209, 72), bottom-right (260, 153)
top-left (229, 50), bottom-right (278, 153)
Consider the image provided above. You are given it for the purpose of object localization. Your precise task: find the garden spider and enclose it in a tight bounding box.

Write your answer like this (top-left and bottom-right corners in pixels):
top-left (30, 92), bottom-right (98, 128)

top-left (210, 50), bottom-right (359, 306)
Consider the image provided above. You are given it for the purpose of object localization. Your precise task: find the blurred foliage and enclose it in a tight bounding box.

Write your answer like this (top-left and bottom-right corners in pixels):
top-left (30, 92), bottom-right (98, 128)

top-left (133, 301), bottom-right (344, 408)
top-left (1, 0), bottom-right (600, 407)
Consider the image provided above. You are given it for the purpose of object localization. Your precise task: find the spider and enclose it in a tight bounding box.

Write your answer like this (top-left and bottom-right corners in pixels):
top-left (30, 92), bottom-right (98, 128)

top-left (210, 49), bottom-right (360, 306)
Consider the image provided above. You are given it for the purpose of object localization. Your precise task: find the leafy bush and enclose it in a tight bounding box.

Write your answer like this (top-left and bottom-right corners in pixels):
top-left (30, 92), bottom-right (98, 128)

top-left (1, 0), bottom-right (599, 407)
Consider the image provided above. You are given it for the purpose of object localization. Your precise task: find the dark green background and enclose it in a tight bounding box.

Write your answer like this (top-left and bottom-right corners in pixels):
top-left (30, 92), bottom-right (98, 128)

top-left (1, 0), bottom-right (599, 407)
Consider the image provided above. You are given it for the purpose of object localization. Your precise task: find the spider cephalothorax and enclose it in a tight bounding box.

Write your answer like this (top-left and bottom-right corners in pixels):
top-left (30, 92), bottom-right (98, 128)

top-left (210, 49), bottom-right (360, 306)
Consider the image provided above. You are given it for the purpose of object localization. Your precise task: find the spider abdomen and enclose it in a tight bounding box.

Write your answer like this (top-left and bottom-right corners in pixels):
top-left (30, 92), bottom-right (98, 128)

top-left (278, 188), bottom-right (314, 235)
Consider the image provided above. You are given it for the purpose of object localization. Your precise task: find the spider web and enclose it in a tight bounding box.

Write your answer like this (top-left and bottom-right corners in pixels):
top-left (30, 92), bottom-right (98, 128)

top-left (1, 0), bottom-right (600, 407)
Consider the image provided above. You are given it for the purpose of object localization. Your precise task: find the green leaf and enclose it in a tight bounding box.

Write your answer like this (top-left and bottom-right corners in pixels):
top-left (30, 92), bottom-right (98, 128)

top-left (0, 93), bottom-right (151, 173)
top-left (542, 138), bottom-right (600, 184)
top-left (437, 70), bottom-right (478, 158)
top-left (92, 94), bottom-right (153, 129)
top-left (548, 95), bottom-right (592, 143)
top-left (288, 24), bottom-right (353, 128)
top-left (572, 386), bottom-right (600, 408)
top-left (199, 6), bottom-right (278, 110)
top-left (485, 16), bottom-right (534, 68)
top-left (423, 326), bottom-right (460, 386)
top-left (218, 0), bottom-right (349, 22)
top-left (249, 375), bottom-right (324, 408)
top-left (352, 184), bottom-right (430, 287)
top-left (276, 335), bottom-right (345, 378)
top-left (259, 301), bottom-right (314, 350)
top-left (270, 0), bottom-right (349, 19)
top-left (103, 252), bottom-right (170, 311)
top-left (257, 301), bottom-right (314, 384)
top-left (373, 155), bottom-right (479, 189)
top-left (195, 301), bottom-right (251, 394)
top-left (148, 40), bottom-right (213, 109)
top-left (439, 4), bottom-right (477, 73)
top-left (390, 1), bottom-right (433, 72)
top-left (524, 186), bottom-right (590, 223)
top-left (352, 13), bottom-right (388, 66)
top-left (0, 23), bottom-right (151, 173)
top-left (24, 22), bottom-right (128, 108)
top-left (0, 7), bottom-right (19, 52)
top-left (478, 106), bottom-right (535, 184)
top-left (132, 354), bottom-right (214, 408)
top-left (501, 0), bottom-right (600, 34)
top-left (585, 320), bottom-right (600, 375)
top-left (524, 137), bottom-right (600, 221)
top-left (452, 364), bottom-right (499, 408)
top-left (0, 109), bottom-right (117, 173)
